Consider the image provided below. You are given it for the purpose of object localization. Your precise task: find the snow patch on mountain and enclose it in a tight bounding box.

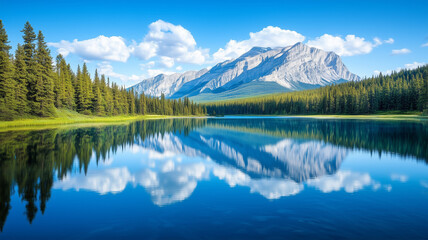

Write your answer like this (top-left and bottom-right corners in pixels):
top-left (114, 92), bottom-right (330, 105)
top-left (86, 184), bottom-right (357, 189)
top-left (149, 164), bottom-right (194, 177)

top-left (128, 42), bottom-right (360, 99)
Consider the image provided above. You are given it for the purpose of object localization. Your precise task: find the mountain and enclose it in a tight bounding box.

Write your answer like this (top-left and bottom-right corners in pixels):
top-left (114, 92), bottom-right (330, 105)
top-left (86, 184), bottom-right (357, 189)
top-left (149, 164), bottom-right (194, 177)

top-left (129, 68), bottom-right (209, 97)
top-left (128, 42), bottom-right (360, 101)
top-left (139, 124), bottom-right (346, 182)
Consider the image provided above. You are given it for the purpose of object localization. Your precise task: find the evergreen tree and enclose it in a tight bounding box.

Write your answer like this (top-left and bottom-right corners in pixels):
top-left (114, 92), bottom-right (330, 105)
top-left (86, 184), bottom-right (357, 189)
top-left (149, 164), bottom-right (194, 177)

top-left (34, 31), bottom-right (55, 116)
top-left (0, 20), bottom-right (16, 117)
top-left (103, 76), bottom-right (114, 115)
top-left (80, 63), bottom-right (92, 114)
top-left (54, 55), bottom-right (64, 108)
top-left (21, 22), bottom-right (37, 110)
top-left (13, 44), bottom-right (30, 114)
top-left (93, 85), bottom-right (104, 115)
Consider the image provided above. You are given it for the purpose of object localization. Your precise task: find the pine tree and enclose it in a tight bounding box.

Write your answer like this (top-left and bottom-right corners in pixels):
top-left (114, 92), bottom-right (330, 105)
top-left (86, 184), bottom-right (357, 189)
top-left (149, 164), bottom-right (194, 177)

top-left (81, 63), bottom-right (92, 114)
top-left (128, 90), bottom-right (135, 115)
top-left (13, 44), bottom-right (30, 114)
top-left (102, 76), bottom-right (113, 115)
top-left (93, 85), bottom-right (105, 115)
top-left (61, 56), bottom-right (74, 109)
top-left (75, 65), bottom-right (84, 112)
top-left (138, 92), bottom-right (146, 115)
top-left (21, 22), bottom-right (37, 110)
top-left (35, 31), bottom-right (55, 116)
top-left (54, 54), bottom-right (67, 108)
top-left (0, 20), bottom-right (16, 117)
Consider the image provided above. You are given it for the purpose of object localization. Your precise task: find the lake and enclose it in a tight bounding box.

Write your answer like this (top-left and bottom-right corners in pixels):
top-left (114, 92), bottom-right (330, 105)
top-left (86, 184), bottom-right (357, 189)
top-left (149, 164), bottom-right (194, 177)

top-left (0, 117), bottom-right (427, 239)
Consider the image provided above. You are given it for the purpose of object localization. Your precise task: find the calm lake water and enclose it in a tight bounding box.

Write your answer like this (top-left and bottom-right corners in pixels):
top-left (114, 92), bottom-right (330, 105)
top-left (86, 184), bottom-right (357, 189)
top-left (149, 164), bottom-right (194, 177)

top-left (1, 117), bottom-right (428, 239)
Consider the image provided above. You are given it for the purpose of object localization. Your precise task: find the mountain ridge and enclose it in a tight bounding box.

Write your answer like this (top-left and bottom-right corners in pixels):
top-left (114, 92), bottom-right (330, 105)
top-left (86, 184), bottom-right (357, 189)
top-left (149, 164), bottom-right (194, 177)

top-left (128, 42), bottom-right (360, 101)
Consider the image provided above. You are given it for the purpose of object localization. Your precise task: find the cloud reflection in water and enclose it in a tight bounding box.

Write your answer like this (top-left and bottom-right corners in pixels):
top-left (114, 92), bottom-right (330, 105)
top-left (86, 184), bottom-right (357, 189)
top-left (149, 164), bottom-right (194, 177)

top-left (54, 130), bottom-right (383, 205)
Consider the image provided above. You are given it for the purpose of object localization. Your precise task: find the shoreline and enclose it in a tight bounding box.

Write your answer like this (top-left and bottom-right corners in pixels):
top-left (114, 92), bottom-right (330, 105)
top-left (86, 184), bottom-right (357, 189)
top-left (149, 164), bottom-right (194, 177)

top-left (1, 113), bottom-right (426, 132)
top-left (213, 114), bottom-right (427, 121)
top-left (0, 114), bottom-right (196, 131)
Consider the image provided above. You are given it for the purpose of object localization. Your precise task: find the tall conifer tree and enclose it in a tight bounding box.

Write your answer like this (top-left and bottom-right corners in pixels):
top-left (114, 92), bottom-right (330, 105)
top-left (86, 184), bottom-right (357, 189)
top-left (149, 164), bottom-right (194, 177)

top-left (35, 31), bottom-right (55, 116)
top-left (0, 20), bottom-right (15, 116)
top-left (13, 44), bottom-right (30, 114)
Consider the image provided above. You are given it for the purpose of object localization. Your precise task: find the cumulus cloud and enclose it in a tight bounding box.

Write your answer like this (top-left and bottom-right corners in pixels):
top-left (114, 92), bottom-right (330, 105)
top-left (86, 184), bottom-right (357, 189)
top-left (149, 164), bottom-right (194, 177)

top-left (54, 168), bottom-right (134, 195)
top-left (404, 61), bottom-right (425, 69)
top-left (391, 48), bottom-right (411, 55)
top-left (138, 162), bottom-right (209, 206)
top-left (385, 38), bottom-right (394, 44)
top-left (306, 171), bottom-right (374, 193)
top-left (213, 26), bottom-right (305, 62)
top-left (97, 62), bottom-right (146, 85)
top-left (390, 174), bottom-right (408, 182)
top-left (159, 56), bottom-right (175, 68)
top-left (213, 166), bottom-right (303, 199)
top-left (147, 69), bottom-right (176, 77)
top-left (132, 20), bottom-right (208, 65)
top-left (48, 36), bottom-right (130, 62)
top-left (307, 35), bottom-right (392, 56)
top-left (374, 61), bottom-right (426, 75)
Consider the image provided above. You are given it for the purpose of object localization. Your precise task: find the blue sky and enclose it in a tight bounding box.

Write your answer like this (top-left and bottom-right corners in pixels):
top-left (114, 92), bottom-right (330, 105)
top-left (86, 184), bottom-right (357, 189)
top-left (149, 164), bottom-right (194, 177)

top-left (1, 0), bottom-right (427, 86)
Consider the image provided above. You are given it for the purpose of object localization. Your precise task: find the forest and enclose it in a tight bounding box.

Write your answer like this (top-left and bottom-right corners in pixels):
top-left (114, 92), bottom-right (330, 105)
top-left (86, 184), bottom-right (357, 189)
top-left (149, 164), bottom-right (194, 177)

top-left (205, 66), bottom-right (428, 115)
top-left (0, 21), bottom-right (206, 120)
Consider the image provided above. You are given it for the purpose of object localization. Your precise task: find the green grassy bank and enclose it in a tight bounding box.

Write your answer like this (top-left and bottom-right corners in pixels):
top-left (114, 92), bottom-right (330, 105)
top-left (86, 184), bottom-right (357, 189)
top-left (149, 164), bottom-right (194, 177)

top-left (0, 109), bottom-right (184, 129)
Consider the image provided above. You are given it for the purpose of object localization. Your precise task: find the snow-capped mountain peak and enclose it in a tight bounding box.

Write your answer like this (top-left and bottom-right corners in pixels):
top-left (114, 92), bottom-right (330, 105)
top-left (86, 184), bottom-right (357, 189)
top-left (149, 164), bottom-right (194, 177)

top-left (128, 43), bottom-right (360, 101)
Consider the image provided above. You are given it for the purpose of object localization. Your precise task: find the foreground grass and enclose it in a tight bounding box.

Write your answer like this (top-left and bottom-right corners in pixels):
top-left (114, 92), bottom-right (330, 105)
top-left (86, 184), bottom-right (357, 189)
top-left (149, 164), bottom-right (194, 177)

top-left (0, 109), bottom-right (180, 129)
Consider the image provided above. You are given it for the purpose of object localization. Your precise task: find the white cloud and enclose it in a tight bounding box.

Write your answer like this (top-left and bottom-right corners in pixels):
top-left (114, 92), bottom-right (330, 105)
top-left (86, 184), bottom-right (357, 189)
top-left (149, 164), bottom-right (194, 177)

top-left (140, 61), bottom-right (156, 69)
top-left (147, 69), bottom-right (176, 77)
top-left (131, 41), bottom-right (156, 60)
top-left (54, 168), bottom-right (133, 195)
top-left (373, 37), bottom-right (383, 47)
top-left (213, 26), bottom-right (305, 62)
top-left (97, 62), bottom-right (146, 85)
top-left (391, 48), bottom-right (411, 55)
top-left (212, 166), bottom-right (303, 199)
top-left (385, 184), bottom-right (392, 192)
top-left (307, 35), bottom-right (388, 56)
top-left (159, 56), bottom-right (175, 68)
top-left (48, 36), bottom-right (130, 62)
top-left (161, 160), bottom-right (175, 172)
top-left (306, 171), bottom-right (374, 193)
top-left (422, 42), bottom-right (428, 47)
top-left (139, 162), bottom-right (209, 206)
top-left (385, 38), bottom-right (394, 44)
top-left (390, 174), bottom-right (408, 182)
top-left (248, 178), bottom-right (303, 199)
top-left (374, 61), bottom-right (425, 75)
top-left (404, 61), bottom-right (425, 69)
top-left (132, 20), bottom-right (208, 65)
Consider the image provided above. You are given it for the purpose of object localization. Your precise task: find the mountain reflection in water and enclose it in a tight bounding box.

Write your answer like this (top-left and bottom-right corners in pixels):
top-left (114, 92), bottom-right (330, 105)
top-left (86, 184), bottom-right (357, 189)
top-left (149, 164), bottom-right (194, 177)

top-left (0, 117), bottom-right (427, 231)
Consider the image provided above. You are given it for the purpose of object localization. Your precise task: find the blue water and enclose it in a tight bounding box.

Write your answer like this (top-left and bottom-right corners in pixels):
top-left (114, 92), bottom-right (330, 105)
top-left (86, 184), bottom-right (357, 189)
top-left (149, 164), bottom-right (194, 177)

top-left (0, 117), bottom-right (427, 239)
